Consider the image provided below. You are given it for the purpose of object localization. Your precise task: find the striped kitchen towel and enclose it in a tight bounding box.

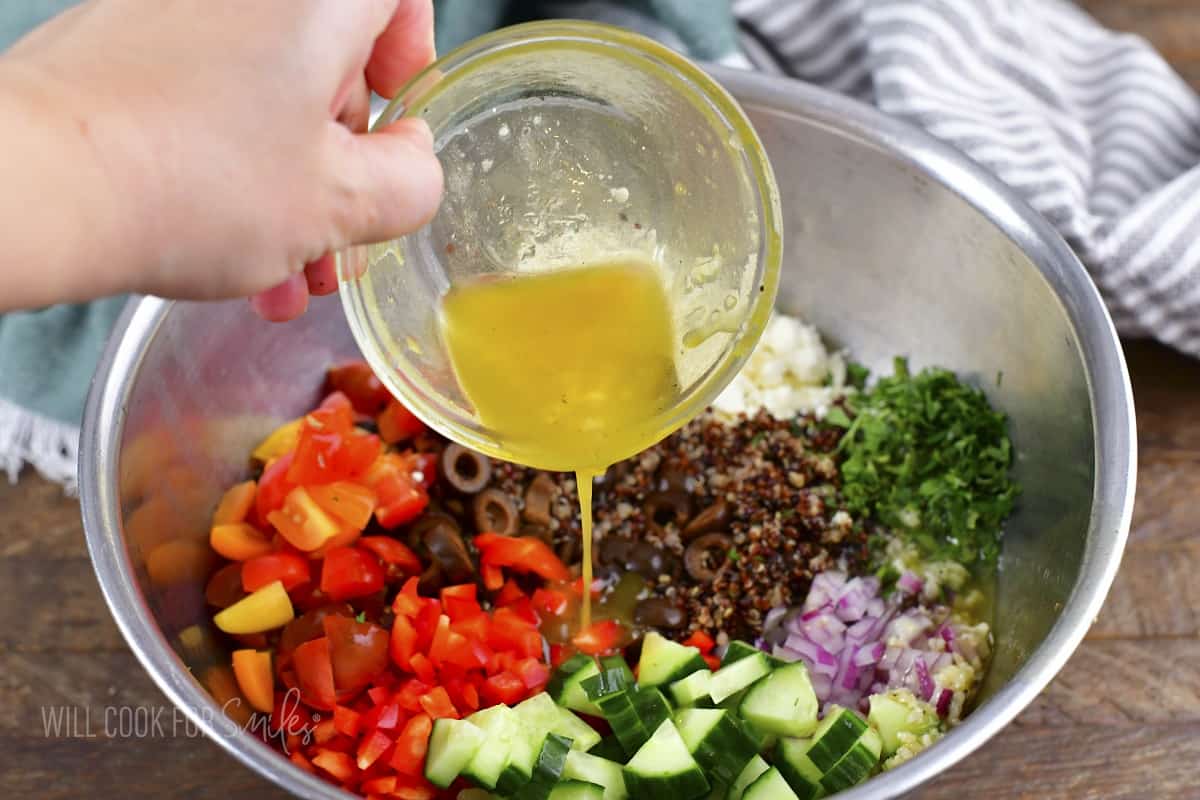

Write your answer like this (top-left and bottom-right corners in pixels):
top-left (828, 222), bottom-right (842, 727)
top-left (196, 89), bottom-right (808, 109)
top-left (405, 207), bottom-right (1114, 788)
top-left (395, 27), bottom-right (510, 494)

top-left (731, 0), bottom-right (1200, 354)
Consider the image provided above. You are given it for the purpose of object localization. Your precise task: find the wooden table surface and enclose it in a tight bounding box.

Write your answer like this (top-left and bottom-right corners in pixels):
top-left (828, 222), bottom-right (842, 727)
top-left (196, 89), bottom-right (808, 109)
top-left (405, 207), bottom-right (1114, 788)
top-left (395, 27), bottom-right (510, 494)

top-left (4, 3), bottom-right (1200, 798)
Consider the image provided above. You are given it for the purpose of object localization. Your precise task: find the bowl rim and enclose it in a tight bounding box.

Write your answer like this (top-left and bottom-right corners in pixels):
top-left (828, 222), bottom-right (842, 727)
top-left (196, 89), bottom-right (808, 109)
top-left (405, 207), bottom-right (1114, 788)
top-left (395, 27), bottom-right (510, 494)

top-left (80, 67), bottom-right (1136, 800)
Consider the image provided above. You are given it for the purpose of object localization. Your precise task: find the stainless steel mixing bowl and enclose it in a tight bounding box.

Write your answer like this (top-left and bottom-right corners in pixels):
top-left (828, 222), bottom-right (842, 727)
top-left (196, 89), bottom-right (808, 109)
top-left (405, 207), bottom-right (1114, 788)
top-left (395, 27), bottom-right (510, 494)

top-left (80, 67), bottom-right (1136, 798)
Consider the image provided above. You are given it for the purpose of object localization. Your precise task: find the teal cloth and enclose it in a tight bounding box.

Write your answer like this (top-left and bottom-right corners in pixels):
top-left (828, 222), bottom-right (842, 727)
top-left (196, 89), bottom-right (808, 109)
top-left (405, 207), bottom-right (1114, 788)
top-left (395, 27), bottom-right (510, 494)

top-left (0, 0), bottom-right (736, 471)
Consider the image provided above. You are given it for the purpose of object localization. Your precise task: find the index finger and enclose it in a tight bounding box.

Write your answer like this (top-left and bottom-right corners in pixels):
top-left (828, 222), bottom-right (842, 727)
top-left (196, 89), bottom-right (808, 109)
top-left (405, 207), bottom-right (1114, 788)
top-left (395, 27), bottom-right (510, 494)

top-left (365, 0), bottom-right (436, 100)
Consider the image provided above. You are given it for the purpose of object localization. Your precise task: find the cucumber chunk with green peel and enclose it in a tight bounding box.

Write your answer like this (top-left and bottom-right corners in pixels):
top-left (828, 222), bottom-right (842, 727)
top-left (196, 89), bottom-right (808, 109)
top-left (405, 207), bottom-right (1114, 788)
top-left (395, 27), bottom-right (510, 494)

top-left (589, 735), bottom-right (628, 763)
top-left (726, 755), bottom-right (771, 800)
top-left (424, 717), bottom-right (485, 788)
top-left (549, 654), bottom-right (603, 716)
top-left (709, 652), bottom-right (772, 704)
top-left (586, 687), bottom-right (646, 755)
top-left (632, 687), bottom-right (672, 735)
top-left (600, 655), bottom-right (635, 685)
top-left (563, 750), bottom-right (629, 800)
top-left (817, 727), bottom-right (881, 793)
top-left (720, 641), bottom-right (783, 668)
top-left (738, 662), bottom-right (819, 738)
top-left (498, 721), bottom-right (542, 796)
top-left (804, 706), bottom-right (870, 773)
top-left (582, 661), bottom-right (634, 702)
top-left (868, 690), bottom-right (939, 757)
top-left (515, 734), bottom-right (573, 800)
top-left (743, 767), bottom-right (801, 800)
top-left (623, 720), bottom-right (711, 799)
top-left (549, 781), bottom-right (607, 800)
top-left (515, 692), bottom-right (603, 752)
top-left (670, 668), bottom-right (715, 708)
top-left (774, 738), bottom-right (824, 800)
top-left (638, 632), bottom-right (708, 687)
top-left (462, 705), bottom-right (523, 790)
top-left (673, 708), bottom-right (759, 784)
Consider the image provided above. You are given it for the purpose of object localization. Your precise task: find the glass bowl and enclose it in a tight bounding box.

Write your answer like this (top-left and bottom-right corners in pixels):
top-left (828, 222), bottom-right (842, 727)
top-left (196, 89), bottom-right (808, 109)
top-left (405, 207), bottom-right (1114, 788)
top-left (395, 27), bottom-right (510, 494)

top-left (338, 20), bottom-right (782, 468)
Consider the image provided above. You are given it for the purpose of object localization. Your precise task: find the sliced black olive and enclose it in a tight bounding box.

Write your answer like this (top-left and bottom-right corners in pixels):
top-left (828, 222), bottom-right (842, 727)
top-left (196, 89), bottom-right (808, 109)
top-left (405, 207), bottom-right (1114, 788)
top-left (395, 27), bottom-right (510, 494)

top-left (644, 489), bottom-right (691, 537)
top-left (683, 500), bottom-right (731, 541)
top-left (519, 523), bottom-right (553, 545)
top-left (417, 562), bottom-right (444, 594)
top-left (440, 443), bottom-right (491, 494)
top-left (634, 598), bottom-right (686, 629)
top-left (523, 473), bottom-right (556, 527)
top-left (421, 521), bottom-right (475, 583)
top-left (684, 532), bottom-right (733, 582)
top-left (656, 458), bottom-right (690, 493)
top-left (473, 488), bottom-right (519, 536)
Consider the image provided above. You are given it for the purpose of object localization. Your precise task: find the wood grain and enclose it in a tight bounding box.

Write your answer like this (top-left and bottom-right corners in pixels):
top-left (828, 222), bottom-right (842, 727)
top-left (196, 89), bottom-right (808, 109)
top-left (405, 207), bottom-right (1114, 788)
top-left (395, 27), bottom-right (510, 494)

top-left (2, 3), bottom-right (1200, 799)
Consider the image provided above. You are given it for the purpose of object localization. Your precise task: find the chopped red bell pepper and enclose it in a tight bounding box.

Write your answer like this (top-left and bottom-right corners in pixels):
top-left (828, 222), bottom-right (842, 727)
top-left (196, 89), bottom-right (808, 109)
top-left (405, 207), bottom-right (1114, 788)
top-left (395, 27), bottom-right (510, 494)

top-left (573, 619), bottom-right (624, 656)
top-left (359, 536), bottom-right (422, 577)
top-left (400, 451), bottom-right (440, 490)
top-left (493, 578), bottom-right (525, 607)
top-left (532, 587), bottom-right (570, 617)
top-left (417, 686), bottom-right (459, 720)
top-left (481, 563), bottom-right (505, 592)
top-left (682, 630), bottom-right (716, 654)
top-left (389, 614), bottom-right (418, 671)
top-left (332, 705), bottom-right (361, 738)
top-left (480, 671), bottom-right (527, 706)
top-left (440, 583), bottom-right (481, 620)
top-left (392, 774), bottom-right (438, 800)
top-left (703, 653), bottom-right (721, 671)
top-left (408, 653), bottom-right (436, 684)
top-left (389, 713), bottom-right (433, 776)
top-left (320, 546), bottom-right (385, 601)
top-left (357, 729), bottom-right (395, 769)
top-left (312, 748), bottom-right (356, 782)
top-left (475, 533), bottom-right (570, 582)
top-left (513, 657), bottom-right (551, 690)
top-left (365, 455), bottom-right (430, 529)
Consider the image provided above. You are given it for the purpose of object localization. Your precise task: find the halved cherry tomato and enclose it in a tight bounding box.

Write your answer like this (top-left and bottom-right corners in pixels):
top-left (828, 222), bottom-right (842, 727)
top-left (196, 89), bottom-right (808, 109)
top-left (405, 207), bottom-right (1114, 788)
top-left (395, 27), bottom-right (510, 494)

top-left (400, 451), bottom-right (439, 490)
top-left (268, 486), bottom-right (343, 552)
top-left (475, 533), bottom-right (570, 582)
top-left (255, 452), bottom-right (295, 521)
top-left (359, 536), bottom-right (422, 577)
top-left (213, 480), bottom-right (256, 525)
top-left (210, 523), bottom-right (274, 562)
top-left (205, 562), bottom-right (246, 608)
top-left (328, 362), bottom-right (392, 416)
top-left (388, 713), bottom-right (433, 776)
top-left (573, 619), bottom-right (625, 655)
top-left (377, 399), bottom-right (427, 444)
top-left (308, 481), bottom-right (376, 531)
top-left (376, 478), bottom-right (428, 529)
top-left (288, 407), bottom-right (380, 486)
top-left (279, 604), bottom-right (354, 654)
top-left (323, 614), bottom-right (390, 695)
top-left (242, 552), bottom-right (311, 593)
top-left (293, 636), bottom-right (337, 710)
top-left (231, 649), bottom-right (274, 713)
top-left (320, 546), bottom-right (385, 601)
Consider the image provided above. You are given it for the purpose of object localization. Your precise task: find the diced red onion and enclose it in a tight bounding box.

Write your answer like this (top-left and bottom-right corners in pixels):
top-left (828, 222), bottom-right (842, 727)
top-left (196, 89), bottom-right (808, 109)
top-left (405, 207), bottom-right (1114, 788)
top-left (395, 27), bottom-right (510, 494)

top-left (915, 659), bottom-right (934, 701)
top-left (897, 571), bottom-right (924, 595)
top-left (810, 672), bottom-right (833, 702)
top-left (935, 688), bottom-right (953, 717)
top-left (803, 571), bottom-right (847, 612)
top-left (854, 642), bottom-right (886, 667)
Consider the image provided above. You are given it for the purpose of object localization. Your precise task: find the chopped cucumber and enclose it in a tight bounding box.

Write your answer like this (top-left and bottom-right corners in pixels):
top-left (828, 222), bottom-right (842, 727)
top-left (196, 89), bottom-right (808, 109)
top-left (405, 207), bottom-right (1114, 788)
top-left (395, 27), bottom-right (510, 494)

top-left (549, 781), bottom-right (606, 800)
top-left (726, 755), bottom-right (770, 800)
top-left (738, 662), bottom-right (819, 738)
top-left (638, 632), bottom-right (708, 687)
top-left (720, 641), bottom-right (761, 666)
top-left (670, 669), bottom-right (715, 708)
top-left (515, 734), bottom-right (572, 800)
top-left (817, 727), bottom-right (881, 793)
top-left (582, 661), bottom-right (635, 703)
top-left (589, 735), bottom-right (628, 763)
top-left (632, 687), bottom-right (672, 736)
top-left (600, 655), bottom-right (636, 686)
top-left (622, 720), bottom-right (711, 800)
top-left (563, 750), bottom-right (629, 800)
top-left (868, 690), bottom-right (938, 757)
top-left (462, 705), bottom-right (523, 790)
top-left (774, 738), bottom-right (823, 800)
top-left (549, 654), bottom-right (603, 716)
top-left (585, 685), bottom-right (646, 755)
top-left (803, 706), bottom-right (870, 774)
top-left (498, 721), bottom-right (542, 796)
top-left (743, 767), bottom-right (800, 800)
top-left (516, 692), bottom-right (603, 752)
top-left (710, 653), bottom-right (772, 704)
top-left (673, 708), bottom-right (759, 784)
top-left (424, 717), bottom-right (485, 788)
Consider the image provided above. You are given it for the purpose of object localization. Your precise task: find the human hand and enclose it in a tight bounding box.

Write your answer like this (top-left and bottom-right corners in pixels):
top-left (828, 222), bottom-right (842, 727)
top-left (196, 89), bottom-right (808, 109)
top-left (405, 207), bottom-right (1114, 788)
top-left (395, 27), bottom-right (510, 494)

top-left (3, 0), bottom-right (442, 320)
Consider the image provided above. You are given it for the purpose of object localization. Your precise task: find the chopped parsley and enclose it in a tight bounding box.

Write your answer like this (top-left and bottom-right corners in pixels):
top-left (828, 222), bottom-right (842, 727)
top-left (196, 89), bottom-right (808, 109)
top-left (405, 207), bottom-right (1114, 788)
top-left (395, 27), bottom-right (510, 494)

top-left (846, 361), bottom-right (871, 390)
top-left (355, 611), bottom-right (366, 623)
top-left (838, 357), bottom-right (1017, 566)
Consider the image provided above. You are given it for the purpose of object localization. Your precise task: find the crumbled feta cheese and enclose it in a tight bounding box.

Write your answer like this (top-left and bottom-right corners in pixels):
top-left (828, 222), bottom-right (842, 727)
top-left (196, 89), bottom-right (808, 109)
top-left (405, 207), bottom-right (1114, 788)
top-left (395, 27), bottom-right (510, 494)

top-left (712, 313), bottom-right (849, 420)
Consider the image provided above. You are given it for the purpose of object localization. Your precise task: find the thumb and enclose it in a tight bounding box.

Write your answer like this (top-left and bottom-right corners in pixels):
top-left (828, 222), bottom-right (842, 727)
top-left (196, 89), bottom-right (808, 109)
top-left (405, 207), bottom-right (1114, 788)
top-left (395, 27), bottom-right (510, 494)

top-left (331, 117), bottom-right (443, 246)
